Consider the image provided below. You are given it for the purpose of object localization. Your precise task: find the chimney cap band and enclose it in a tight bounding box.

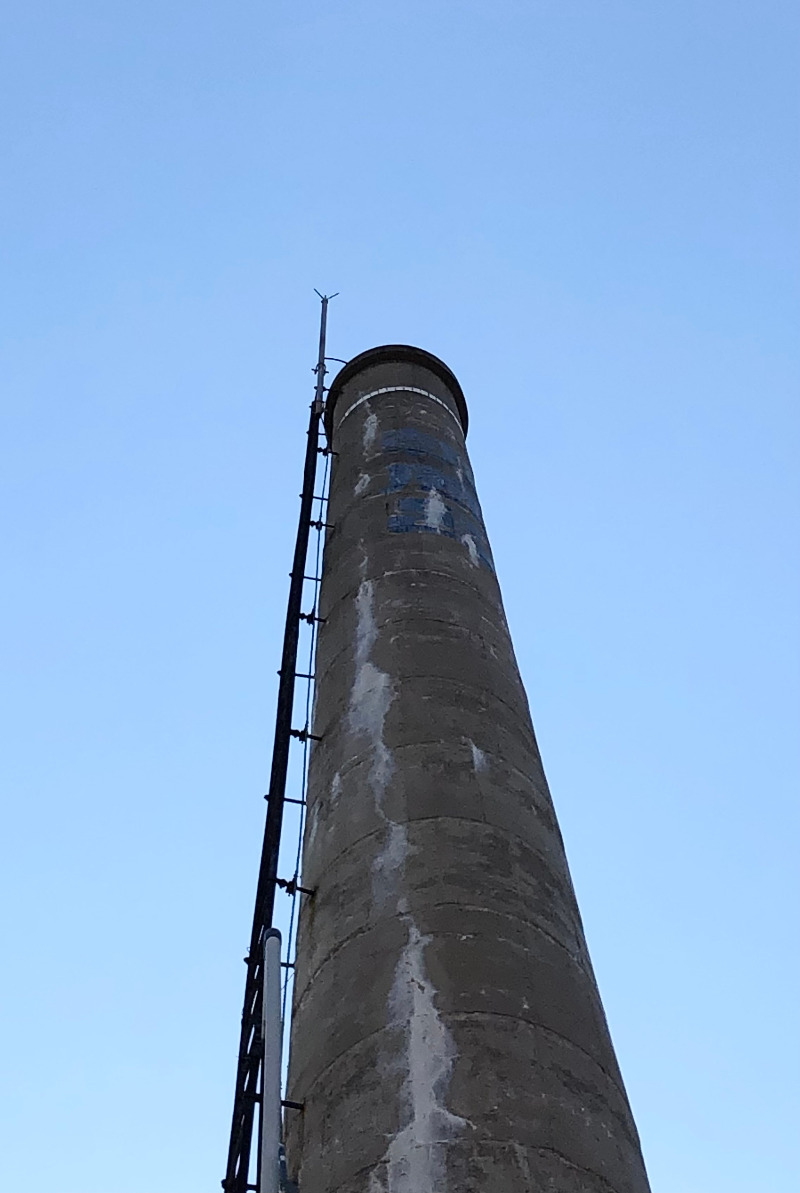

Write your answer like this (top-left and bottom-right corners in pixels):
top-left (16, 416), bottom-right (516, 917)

top-left (324, 344), bottom-right (468, 441)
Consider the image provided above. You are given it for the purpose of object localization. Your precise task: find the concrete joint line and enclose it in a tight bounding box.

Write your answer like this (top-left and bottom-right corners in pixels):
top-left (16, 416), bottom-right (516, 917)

top-left (305, 734), bottom-right (548, 801)
top-left (314, 660), bottom-right (536, 742)
top-left (385, 895), bottom-right (590, 972)
top-left (529, 1147), bottom-right (620, 1193)
top-left (286, 1020), bottom-right (397, 1100)
top-left (448, 1011), bottom-right (628, 1099)
top-left (323, 568), bottom-right (503, 616)
top-left (291, 892), bottom-right (591, 1006)
top-left (335, 386), bottom-right (464, 434)
top-left (286, 1018), bottom-right (626, 1138)
top-left (294, 819), bottom-right (579, 923)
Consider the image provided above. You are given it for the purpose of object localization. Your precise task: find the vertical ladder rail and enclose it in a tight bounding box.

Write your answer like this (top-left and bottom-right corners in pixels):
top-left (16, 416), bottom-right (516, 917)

top-left (222, 295), bottom-right (333, 1193)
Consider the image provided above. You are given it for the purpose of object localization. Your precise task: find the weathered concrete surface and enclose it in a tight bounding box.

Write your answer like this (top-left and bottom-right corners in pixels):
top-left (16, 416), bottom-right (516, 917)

top-left (285, 346), bottom-right (650, 1193)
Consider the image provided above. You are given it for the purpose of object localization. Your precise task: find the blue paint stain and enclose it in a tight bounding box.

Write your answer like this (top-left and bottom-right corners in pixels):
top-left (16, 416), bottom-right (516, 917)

top-left (380, 428), bottom-right (494, 571)
top-left (382, 427), bottom-right (462, 468)
top-left (387, 496), bottom-right (456, 537)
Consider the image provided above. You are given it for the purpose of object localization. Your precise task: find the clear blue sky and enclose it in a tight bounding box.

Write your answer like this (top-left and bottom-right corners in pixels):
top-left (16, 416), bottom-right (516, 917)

top-left (1, 2), bottom-right (798, 1190)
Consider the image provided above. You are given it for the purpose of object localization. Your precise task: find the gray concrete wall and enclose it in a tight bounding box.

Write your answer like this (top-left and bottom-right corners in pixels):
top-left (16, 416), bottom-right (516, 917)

top-left (285, 347), bottom-right (650, 1193)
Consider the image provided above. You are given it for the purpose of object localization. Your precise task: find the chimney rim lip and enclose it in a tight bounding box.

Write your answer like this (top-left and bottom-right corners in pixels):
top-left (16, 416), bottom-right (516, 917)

top-left (324, 344), bottom-right (468, 440)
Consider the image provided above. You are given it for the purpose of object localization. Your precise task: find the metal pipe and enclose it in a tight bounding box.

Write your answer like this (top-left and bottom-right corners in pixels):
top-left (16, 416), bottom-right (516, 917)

top-left (259, 928), bottom-right (283, 1193)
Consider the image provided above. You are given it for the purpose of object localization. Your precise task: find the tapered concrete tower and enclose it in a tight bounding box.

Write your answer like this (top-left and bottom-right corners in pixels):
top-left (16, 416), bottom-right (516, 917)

top-left (285, 346), bottom-right (650, 1193)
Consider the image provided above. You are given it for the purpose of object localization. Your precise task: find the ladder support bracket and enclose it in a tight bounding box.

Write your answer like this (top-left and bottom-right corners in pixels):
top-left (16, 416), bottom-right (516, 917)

top-left (299, 611), bottom-right (326, 624)
top-left (290, 727), bottom-right (322, 743)
top-left (276, 877), bottom-right (315, 898)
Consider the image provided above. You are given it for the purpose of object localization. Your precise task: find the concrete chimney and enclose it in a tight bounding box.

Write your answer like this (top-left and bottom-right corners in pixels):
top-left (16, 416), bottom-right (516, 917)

top-left (285, 345), bottom-right (650, 1193)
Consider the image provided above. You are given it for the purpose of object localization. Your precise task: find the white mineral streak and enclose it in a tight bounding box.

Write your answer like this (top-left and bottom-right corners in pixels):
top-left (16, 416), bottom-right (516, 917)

top-left (354, 472), bottom-right (370, 496)
top-left (381, 920), bottom-right (467, 1193)
top-left (363, 410), bottom-right (379, 452)
top-left (306, 772), bottom-right (338, 853)
top-left (469, 739), bottom-right (488, 773)
top-left (349, 579), bottom-right (393, 798)
top-left (423, 488), bottom-right (447, 532)
top-left (350, 559), bottom-right (466, 1193)
top-left (512, 1143), bottom-right (534, 1184)
top-left (305, 801), bottom-right (320, 851)
top-left (373, 819), bottom-right (410, 891)
top-left (460, 533), bottom-right (479, 567)
top-left (348, 576), bottom-right (404, 898)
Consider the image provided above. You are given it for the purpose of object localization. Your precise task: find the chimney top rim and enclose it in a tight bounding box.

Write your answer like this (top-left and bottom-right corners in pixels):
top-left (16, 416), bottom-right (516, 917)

top-left (324, 344), bottom-right (468, 440)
